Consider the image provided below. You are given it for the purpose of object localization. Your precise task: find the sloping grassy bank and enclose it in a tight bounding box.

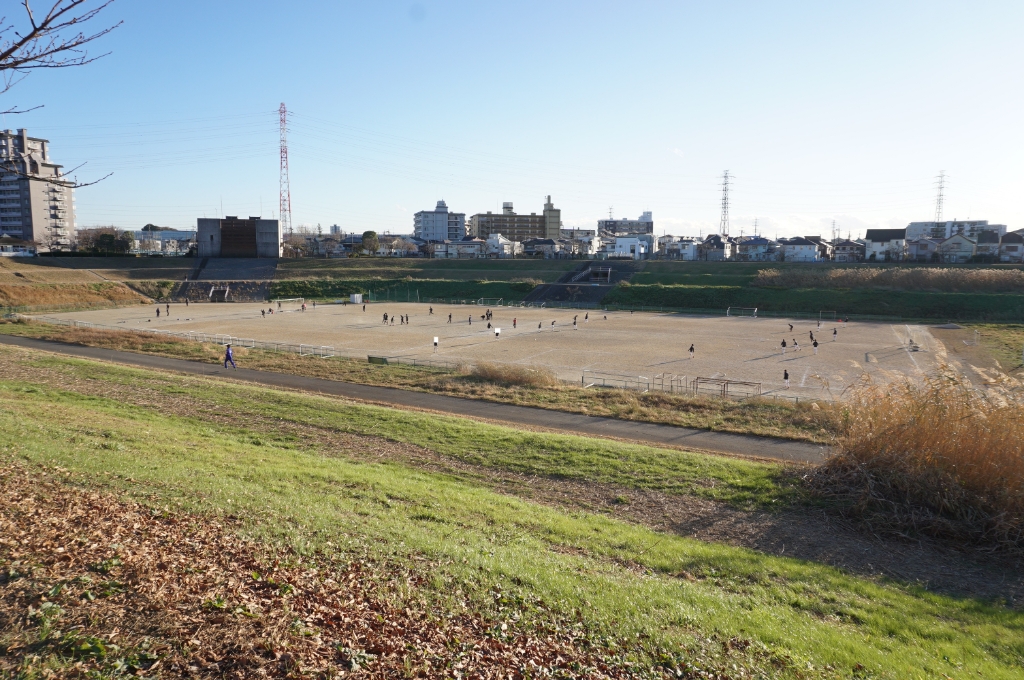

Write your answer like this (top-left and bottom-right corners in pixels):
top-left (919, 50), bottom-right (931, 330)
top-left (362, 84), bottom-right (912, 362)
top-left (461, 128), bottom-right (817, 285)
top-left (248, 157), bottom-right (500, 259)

top-left (1, 355), bottom-right (1022, 678)
top-left (271, 277), bottom-right (535, 302)
top-left (0, 282), bottom-right (150, 310)
top-left (604, 283), bottom-right (1024, 321)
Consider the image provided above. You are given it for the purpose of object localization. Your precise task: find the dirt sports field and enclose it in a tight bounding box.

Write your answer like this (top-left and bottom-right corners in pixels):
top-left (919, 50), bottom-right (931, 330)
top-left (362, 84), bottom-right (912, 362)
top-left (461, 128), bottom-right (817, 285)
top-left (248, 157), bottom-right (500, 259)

top-left (39, 301), bottom-right (947, 399)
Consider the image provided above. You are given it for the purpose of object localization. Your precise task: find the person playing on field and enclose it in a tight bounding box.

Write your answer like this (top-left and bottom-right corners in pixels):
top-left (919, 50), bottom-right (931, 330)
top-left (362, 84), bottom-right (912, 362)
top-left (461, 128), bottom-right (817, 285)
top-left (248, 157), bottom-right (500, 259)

top-left (813, 339), bottom-right (819, 354)
top-left (781, 338), bottom-right (787, 355)
top-left (261, 309), bottom-right (265, 318)
top-left (165, 303), bottom-right (170, 314)
top-left (817, 320), bottom-right (821, 330)
top-left (429, 306), bottom-right (434, 315)
top-left (551, 320), bottom-right (556, 329)
top-left (185, 299), bottom-right (189, 307)
top-left (585, 312), bottom-right (589, 323)
top-left (301, 303), bottom-right (306, 312)
top-left (513, 318), bottom-right (517, 329)
top-left (809, 331), bottom-right (814, 342)
top-left (689, 344), bottom-right (694, 359)
top-left (156, 307), bottom-right (160, 318)
top-left (448, 313), bottom-right (452, 324)
top-left (312, 300), bottom-right (316, 309)
top-left (383, 312), bottom-right (388, 324)
top-left (224, 344), bottom-right (236, 369)
top-left (573, 319), bottom-right (578, 330)
top-left (278, 301), bottom-right (281, 310)
top-left (468, 315), bottom-right (472, 325)
top-left (538, 322), bottom-right (542, 331)
top-left (487, 322), bottom-right (492, 329)
top-left (362, 304), bottom-right (365, 312)
top-left (793, 338), bottom-right (800, 351)
top-left (833, 328), bottom-right (837, 341)
top-left (784, 369), bottom-right (789, 389)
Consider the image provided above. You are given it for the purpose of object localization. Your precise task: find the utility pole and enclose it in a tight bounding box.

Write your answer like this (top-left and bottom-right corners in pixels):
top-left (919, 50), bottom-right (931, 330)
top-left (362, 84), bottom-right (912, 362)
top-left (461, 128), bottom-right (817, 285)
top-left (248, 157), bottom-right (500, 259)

top-left (934, 171), bottom-right (946, 224)
top-left (719, 170), bottom-right (731, 236)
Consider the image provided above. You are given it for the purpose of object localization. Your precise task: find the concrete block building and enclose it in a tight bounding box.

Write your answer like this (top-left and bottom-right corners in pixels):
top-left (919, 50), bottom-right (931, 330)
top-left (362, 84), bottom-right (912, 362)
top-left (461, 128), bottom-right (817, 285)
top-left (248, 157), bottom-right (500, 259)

top-left (468, 196), bottom-right (561, 242)
top-left (197, 216), bottom-right (281, 258)
top-left (0, 129), bottom-right (75, 251)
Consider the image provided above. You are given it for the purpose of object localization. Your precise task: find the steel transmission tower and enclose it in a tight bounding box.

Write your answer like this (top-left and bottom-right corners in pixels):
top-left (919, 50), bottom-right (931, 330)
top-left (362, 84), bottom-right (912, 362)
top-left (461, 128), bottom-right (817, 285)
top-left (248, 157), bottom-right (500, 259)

top-left (934, 171), bottom-right (946, 224)
top-left (279, 103), bottom-right (293, 235)
top-left (719, 170), bottom-right (731, 236)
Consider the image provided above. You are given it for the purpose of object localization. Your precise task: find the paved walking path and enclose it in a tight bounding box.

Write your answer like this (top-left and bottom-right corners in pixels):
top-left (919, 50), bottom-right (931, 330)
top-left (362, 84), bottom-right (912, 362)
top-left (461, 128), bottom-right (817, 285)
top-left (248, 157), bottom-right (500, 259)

top-left (0, 334), bottom-right (826, 464)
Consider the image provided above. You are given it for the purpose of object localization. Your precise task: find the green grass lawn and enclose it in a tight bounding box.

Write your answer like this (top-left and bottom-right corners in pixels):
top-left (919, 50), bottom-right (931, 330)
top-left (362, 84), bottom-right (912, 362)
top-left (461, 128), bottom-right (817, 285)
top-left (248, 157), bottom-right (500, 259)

top-left (0, 352), bottom-right (1021, 678)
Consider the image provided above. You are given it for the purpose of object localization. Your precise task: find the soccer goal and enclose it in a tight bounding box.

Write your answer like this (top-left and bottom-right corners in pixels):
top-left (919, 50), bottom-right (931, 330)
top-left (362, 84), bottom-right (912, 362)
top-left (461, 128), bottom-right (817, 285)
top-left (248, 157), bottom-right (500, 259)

top-left (726, 307), bottom-right (757, 317)
top-left (271, 298), bottom-right (304, 306)
top-left (476, 297), bottom-right (504, 306)
top-left (819, 310), bottom-right (837, 321)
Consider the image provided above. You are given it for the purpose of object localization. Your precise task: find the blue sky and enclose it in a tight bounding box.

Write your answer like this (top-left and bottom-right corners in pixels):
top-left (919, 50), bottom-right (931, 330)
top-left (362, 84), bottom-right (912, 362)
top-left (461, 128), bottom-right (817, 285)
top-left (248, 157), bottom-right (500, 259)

top-left (6, 0), bottom-right (1022, 238)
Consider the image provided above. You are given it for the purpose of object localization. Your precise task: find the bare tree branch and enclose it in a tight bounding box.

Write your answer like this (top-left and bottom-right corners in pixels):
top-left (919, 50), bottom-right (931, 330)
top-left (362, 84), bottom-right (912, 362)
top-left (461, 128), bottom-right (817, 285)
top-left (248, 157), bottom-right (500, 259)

top-left (1, 158), bottom-right (111, 188)
top-left (0, 1), bottom-right (120, 101)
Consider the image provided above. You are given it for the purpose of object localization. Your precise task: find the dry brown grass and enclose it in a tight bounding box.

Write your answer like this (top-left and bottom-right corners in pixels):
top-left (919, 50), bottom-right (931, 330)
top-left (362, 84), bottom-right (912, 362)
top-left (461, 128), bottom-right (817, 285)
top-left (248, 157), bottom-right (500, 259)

top-left (812, 373), bottom-right (1024, 551)
top-left (469, 361), bottom-right (560, 387)
top-left (755, 267), bottom-right (1024, 293)
top-left (0, 282), bottom-right (150, 308)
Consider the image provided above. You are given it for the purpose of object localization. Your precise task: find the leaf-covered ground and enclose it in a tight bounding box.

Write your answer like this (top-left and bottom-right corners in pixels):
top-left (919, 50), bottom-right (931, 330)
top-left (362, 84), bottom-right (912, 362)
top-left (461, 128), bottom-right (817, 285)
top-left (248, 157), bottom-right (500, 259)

top-left (0, 463), bottom-right (673, 679)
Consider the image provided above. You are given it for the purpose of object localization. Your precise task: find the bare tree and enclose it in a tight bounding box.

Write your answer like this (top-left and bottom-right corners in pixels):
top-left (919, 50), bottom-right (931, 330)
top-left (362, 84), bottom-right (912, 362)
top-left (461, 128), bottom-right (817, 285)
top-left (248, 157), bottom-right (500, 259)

top-left (1, 1), bottom-right (120, 112)
top-left (0, 1), bottom-right (119, 190)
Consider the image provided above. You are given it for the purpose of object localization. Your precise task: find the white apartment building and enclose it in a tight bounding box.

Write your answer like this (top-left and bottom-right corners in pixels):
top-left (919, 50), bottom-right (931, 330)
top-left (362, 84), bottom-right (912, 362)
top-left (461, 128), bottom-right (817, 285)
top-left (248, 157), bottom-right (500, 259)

top-left (414, 200), bottom-right (466, 241)
top-left (597, 211), bottom-right (654, 235)
top-left (0, 129), bottom-right (75, 250)
top-left (906, 220), bottom-right (1007, 241)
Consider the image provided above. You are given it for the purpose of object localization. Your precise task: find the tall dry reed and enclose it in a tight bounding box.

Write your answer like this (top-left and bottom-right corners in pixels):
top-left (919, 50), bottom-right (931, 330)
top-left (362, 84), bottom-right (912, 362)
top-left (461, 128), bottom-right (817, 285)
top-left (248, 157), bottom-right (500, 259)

top-left (755, 267), bottom-right (1024, 293)
top-left (470, 362), bottom-right (559, 388)
top-left (812, 374), bottom-right (1024, 551)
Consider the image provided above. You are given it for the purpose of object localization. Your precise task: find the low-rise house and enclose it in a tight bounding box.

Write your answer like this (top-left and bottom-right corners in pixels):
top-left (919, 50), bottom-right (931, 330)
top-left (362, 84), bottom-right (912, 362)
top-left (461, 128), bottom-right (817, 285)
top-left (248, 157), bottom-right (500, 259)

top-left (664, 238), bottom-right (698, 260)
top-left (937, 233), bottom-right (975, 263)
top-left (484, 233), bottom-right (521, 258)
top-left (778, 236), bottom-right (819, 262)
top-left (733, 236), bottom-right (775, 261)
top-left (522, 238), bottom-right (561, 258)
top-left (1000, 232), bottom-right (1024, 263)
top-left (974, 231), bottom-right (1001, 261)
top-left (0, 237), bottom-right (35, 256)
top-left (804, 235), bottom-right (834, 261)
top-left (697, 234), bottom-right (731, 261)
top-left (906, 238), bottom-right (940, 262)
top-left (833, 239), bottom-right (865, 262)
top-left (864, 228), bottom-right (907, 261)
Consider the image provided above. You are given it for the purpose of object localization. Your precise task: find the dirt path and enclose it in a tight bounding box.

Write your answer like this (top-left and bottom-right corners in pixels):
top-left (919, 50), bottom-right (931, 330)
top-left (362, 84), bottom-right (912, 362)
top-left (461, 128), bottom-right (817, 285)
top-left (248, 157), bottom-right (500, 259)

top-left (2, 344), bottom-right (1020, 607)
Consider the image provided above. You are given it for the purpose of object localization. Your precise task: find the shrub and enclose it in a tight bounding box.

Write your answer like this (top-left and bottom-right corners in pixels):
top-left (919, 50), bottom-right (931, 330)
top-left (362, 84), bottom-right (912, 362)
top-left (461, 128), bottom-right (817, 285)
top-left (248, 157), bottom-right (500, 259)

top-left (811, 373), bottom-right (1024, 551)
top-left (470, 362), bottom-right (559, 387)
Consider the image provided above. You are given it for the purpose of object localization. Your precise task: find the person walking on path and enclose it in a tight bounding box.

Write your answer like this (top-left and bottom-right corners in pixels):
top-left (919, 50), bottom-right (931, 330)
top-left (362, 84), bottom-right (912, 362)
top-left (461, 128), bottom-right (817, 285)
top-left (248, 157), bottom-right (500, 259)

top-left (689, 344), bottom-right (695, 359)
top-left (781, 339), bottom-right (787, 355)
top-left (813, 339), bottom-right (819, 354)
top-left (784, 369), bottom-right (789, 389)
top-left (833, 328), bottom-right (838, 341)
top-left (224, 344), bottom-right (236, 369)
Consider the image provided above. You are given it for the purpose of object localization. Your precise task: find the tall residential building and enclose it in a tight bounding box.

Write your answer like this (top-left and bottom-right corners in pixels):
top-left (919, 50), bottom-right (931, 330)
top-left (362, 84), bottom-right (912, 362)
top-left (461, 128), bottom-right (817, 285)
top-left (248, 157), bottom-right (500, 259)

top-left (414, 200), bottom-right (466, 241)
top-left (0, 129), bottom-right (75, 249)
top-left (597, 211), bottom-right (653, 235)
top-left (468, 196), bottom-right (561, 241)
top-left (906, 220), bottom-right (1007, 241)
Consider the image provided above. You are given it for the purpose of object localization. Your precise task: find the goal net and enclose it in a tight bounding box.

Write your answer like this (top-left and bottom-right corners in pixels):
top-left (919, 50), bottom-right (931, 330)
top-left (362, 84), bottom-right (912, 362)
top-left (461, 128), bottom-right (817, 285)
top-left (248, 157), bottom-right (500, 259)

top-left (726, 307), bottom-right (758, 317)
top-left (819, 310), bottom-right (837, 321)
top-left (476, 298), bottom-right (504, 306)
top-left (271, 298), bottom-right (304, 305)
